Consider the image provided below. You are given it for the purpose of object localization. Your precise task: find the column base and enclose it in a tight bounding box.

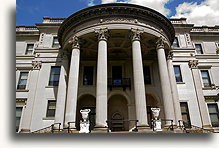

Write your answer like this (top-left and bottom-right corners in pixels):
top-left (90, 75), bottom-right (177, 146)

top-left (91, 126), bottom-right (108, 133)
top-left (19, 129), bottom-right (31, 133)
top-left (136, 125), bottom-right (151, 133)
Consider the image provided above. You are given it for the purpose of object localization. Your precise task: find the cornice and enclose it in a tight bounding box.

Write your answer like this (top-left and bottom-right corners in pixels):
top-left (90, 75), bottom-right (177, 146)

top-left (58, 3), bottom-right (175, 46)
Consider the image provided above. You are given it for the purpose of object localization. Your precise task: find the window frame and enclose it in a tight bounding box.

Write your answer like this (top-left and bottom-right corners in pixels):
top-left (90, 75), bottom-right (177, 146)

top-left (173, 65), bottom-right (183, 83)
top-left (52, 36), bottom-right (60, 48)
top-left (83, 66), bottom-right (94, 86)
top-left (143, 65), bottom-right (152, 85)
top-left (46, 100), bottom-right (57, 118)
top-left (16, 99), bottom-right (27, 132)
top-left (207, 103), bottom-right (219, 127)
top-left (172, 37), bottom-right (180, 48)
top-left (194, 43), bottom-right (204, 54)
top-left (180, 102), bottom-right (191, 128)
top-left (25, 43), bottom-right (34, 55)
top-left (200, 70), bottom-right (212, 88)
top-left (17, 71), bottom-right (29, 90)
top-left (48, 66), bottom-right (61, 86)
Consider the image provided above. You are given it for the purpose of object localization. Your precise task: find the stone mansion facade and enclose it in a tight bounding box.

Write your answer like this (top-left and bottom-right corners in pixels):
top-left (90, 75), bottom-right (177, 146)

top-left (16, 3), bottom-right (219, 133)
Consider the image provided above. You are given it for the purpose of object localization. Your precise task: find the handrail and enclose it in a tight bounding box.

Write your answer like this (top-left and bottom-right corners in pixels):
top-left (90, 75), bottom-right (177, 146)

top-left (178, 120), bottom-right (214, 133)
top-left (106, 120), bottom-right (138, 132)
top-left (32, 123), bottom-right (61, 133)
top-left (67, 122), bottom-right (75, 133)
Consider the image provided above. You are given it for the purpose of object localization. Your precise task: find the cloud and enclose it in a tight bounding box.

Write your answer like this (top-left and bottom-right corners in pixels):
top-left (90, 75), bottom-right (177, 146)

top-left (172, 0), bottom-right (219, 26)
top-left (101, 0), bottom-right (170, 16)
top-left (88, 0), bottom-right (95, 6)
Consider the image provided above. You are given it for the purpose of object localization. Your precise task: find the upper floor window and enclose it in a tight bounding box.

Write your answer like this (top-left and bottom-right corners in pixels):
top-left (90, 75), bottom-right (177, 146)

top-left (52, 37), bottom-right (59, 48)
top-left (17, 72), bottom-right (28, 89)
top-left (207, 104), bottom-right (219, 127)
top-left (173, 65), bottom-right (183, 82)
top-left (201, 70), bottom-right (211, 87)
top-left (46, 100), bottom-right (56, 117)
top-left (195, 44), bottom-right (203, 54)
top-left (172, 37), bottom-right (179, 48)
top-left (48, 66), bottom-right (61, 86)
top-left (143, 66), bottom-right (151, 84)
top-left (83, 66), bottom-right (94, 85)
top-left (25, 44), bottom-right (34, 55)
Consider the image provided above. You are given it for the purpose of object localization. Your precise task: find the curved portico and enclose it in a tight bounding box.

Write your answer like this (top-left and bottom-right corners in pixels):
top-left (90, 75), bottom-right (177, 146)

top-left (57, 3), bottom-right (179, 132)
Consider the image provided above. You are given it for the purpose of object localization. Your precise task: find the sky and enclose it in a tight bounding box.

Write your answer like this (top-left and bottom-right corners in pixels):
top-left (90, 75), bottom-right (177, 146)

top-left (16, 0), bottom-right (219, 26)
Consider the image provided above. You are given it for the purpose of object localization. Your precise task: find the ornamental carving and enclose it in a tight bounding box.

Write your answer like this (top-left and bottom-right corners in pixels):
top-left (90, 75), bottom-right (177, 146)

top-left (188, 60), bottom-right (199, 69)
top-left (69, 36), bottom-right (80, 49)
top-left (32, 61), bottom-right (42, 70)
top-left (130, 28), bottom-right (144, 41)
top-left (59, 50), bottom-right (69, 60)
top-left (95, 28), bottom-right (109, 41)
top-left (167, 51), bottom-right (173, 60)
top-left (156, 36), bottom-right (165, 49)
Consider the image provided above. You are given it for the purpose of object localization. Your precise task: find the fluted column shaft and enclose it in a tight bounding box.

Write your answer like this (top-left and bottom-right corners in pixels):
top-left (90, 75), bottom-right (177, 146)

top-left (156, 37), bottom-right (175, 125)
top-left (189, 60), bottom-right (211, 128)
top-left (65, 36), bottom-right (80, 128)
top-left (95, 28), bottom-right (109, 128)
top-left (54, 52), bottom-right (68, 129)
top-left (131, 29), bottom-right (148, 126)
top-left (167, 52), bottom-right (182, 125)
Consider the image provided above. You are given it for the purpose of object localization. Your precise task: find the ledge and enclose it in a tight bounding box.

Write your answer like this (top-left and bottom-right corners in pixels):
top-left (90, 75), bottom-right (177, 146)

top-left (43, 117), bottom-right (55, 120)
top-left (176, 82), bottom-right (185, 84)
top-left (16, 89), bottom-right (29, 92)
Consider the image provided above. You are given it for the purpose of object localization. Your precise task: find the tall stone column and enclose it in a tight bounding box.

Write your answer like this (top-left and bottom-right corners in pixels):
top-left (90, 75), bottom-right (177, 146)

top-left (95, 28), bottom-right (109, 130)
top-left (167, 52), bottom-right (182, 126)
top-left (20, 61), bottom-right (42, 133)
top-left (188, 60), bottom-right (211, 128)
top-left (64, 36), bottom-right (80, 129)
top-left (54, 51), bottom-right (69, 129)
top-left (156, 37), bottom-right (175, 125)
top-left (131, 28), bottom-right (148, 127)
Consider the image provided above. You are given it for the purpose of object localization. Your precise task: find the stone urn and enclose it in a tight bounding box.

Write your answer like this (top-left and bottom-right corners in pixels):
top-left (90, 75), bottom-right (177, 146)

top-left (80, 109), bottom-right (91, 122)
top-left (151, 108), bottom-right (160, 120)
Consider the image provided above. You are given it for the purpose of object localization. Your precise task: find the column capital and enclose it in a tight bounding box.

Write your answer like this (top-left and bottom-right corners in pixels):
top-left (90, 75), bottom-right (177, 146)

top-left (69, 36), bottom-right (80, 49)
top-left (32, 60), bottom-right (42, 70)
top-left (130, 28), bottom-right (143, 41)
top-left (167, 51), bottom-right (173, 60)
top-left (156, 36), bottom-right (165, 49)
top-left (188, 60), bottom-right (199, 69)
top-left (95, 28), bottom-right (109, 41)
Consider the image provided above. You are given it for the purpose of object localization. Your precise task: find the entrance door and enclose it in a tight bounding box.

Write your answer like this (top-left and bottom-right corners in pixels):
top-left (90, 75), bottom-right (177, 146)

top-left (112, 66), bottom-right (122, 85)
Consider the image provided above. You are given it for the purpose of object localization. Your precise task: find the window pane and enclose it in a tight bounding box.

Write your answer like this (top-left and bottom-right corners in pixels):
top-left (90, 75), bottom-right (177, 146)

top-left (201, 70), bottom-right (211, 87)
top-left (195, 44), bottom-right (203, 54)
top-left (83, 66), bottom-right (93, 85)
top-left (49, 66), bottom-right (61, 86)
top-left (143, 66), bottom-right (151, 84)
top-left (172, 37), bottom-right (179, 48)
top-left (16, 107), bottom-right (23, 132)
top-left (17, 72), bottom-right (28, 89)
top-left (208, 105), bottom-right (218, 113)
top-left (26, 44), bottom-right (34, 55)
top-left (46, 100), bottom-right (56, 117)
top-left (180, 102), bottom-right (191, 128)
top-left (174, 66), bottom-right (183, 82)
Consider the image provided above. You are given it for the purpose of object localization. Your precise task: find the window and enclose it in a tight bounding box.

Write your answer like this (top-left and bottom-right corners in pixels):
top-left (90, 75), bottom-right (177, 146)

top-left (143, 66), bottom-right (151, 84)
top-left (112, 66), bottom-right (122, 85)
top-left (17, 72), bottom-right (28, 89)
top-left (207, 104), bottom-right (219, 127)
top-left (16, 107), bottom-right (23, 132)
top-left (52, 37), bottom-right (59, 48)
top-left (173, 65), bottom-right (183, 82)
top-left (201, 70), bottom-right (211, 87)
top-left (25, 44), bottom-right (34, 55)
top-left (46, 100), bottom-right (56, 117)
top-left (172, 37), bottom-right (179, 48)
top-left (180, 102), bottom-right (191, 128)
top-left (83, 66), bottom-right (94, 85)
top-left (195, 44), bottom-right (203, 54)
top-left (48, 66), bottom-right (61, 86)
